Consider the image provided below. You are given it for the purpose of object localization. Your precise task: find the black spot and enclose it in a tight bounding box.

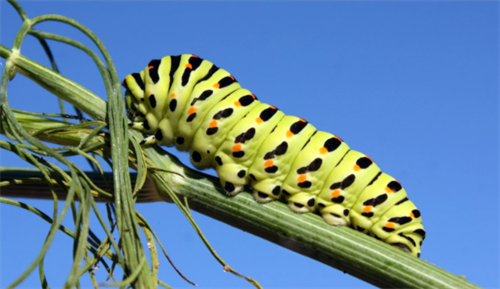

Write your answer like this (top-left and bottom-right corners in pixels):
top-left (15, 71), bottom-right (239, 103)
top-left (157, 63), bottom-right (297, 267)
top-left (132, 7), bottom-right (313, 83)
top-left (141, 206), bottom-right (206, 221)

top-left (169, 98), bottom-right (177, 112)
top-left (356, 226), bottom-right (365, 232)
top-left (260, 107), bottom-right (278, 121)
top-left (265, 166), bottom-right (278, 173)
top-left (330, 182), bottom-right (341, 190)
top-left (388, 216), bottom-right (412, 225)
top-left (192, 151), bottom-right (201, 162)
top-left (272, 186), bottom-right (281, 196)
top-left (257, 192), bottom-right (269, 199)
top-left (195, 64), bottom-right (219, 85)
top-left (343, 209), bottom-right (349, 216)
top-left (275, 142), bottom-right (288, 155)
top-left (235, 128), bottom-right (255, 143)
top-left (149, 94), bottom-right (157, 108)
top-left (249, 174), bottom-right (256, 181)
top-left (148, 59), bottom-right (161, 84)
top-left (391, 242), bottom-right (411, 253)
top-left (182, 69), bottom-right (193, 86)
top-left (318, 202), bottom-right (326, 208)
top-left (237, 170), bottom-right (246, 178)
top-left (363, 194), bottom-right (388, 207)
top-left (395, 197), bottom-right (409, 205)
top-left (357, 156), bottom-right (373, 169)
top-left (387, 181), bottom-right (403, 192)
top-left (298, 181), bottom-right (312, 189)
top-left (239, 94), bottom-right (257, 106)
top-left (330, 213), bottom-right (341, 218)
top-left (324, 137), bottom-right (342, 152)
top-left (417, 253), bottom-right (421, 258)
top-left (331, 196), bottom-right (345, 204)
top-left (414, 229), bottom-right (426, 238)
top-left (191, 90), bottom-right (213, 106)
top-left (307, 198), bottom-right (315, 207)
top-left (168, 55), bottom-right (181, 91)
top-left (281, 189), bottom-right (291, 196)
top-left (412, 209), bottom-right (421, 218)
top-left (264, 151), bottom-right (275, 160)
top-left (294, 203), bottom-right (304, 208)
top-left (139, 139), bottom-right (146, 145)
top-left (341, 174), bottom-right (355, 189)
top-left (131, 73), bottom-right (145, 90)
top-left (290, 120), bottom-right (308, 134)
top-left (398, 233), bottom-right (416, 247)
top-left (187, 113), bottom-right (197, 122)
top-left (217, 76), bottom-right (236, 88)
top-left (383, 226), bottom-right (395, 233)
top-left (143, 119), bottom-right (150, 130)
top-left (207, 127), bottom-right (218, 135)
top-left (225, 182), bottom-right (235, 193)
top-left (308, 158), bottom-right (323, 172)
top-left (215, 156), bottom-right (222, 166)
top-left (154, 129), bottom-right (163, 141)
top-left (189, 55), bottom-right (203, 70)
top-left (232, 151), bottom-right (245, 158)
top-left (176, 137), bottom-right (184, 145)
top-left (361, 212), bottom-right (374, 218)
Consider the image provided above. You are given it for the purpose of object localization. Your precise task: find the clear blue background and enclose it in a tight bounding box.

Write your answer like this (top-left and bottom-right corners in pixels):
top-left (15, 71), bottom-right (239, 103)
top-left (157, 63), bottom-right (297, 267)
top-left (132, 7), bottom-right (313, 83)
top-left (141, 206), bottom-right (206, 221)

top-left (1, 1), bottom-right (498, 288)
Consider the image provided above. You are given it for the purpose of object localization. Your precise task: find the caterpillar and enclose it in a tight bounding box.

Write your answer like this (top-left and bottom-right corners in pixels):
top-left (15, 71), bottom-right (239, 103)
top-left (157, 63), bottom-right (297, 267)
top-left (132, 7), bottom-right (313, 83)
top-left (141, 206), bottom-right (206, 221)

top-left (122, 54), bottom-right (426, 257)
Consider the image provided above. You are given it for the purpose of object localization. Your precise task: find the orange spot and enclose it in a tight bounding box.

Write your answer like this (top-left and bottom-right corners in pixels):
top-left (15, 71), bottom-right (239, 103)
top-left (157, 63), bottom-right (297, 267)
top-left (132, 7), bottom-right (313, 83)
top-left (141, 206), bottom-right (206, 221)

top-left (188, 107), bottom-right (197, 115)
top-left (264, 160), bottom-right (274, 168)
top-left (298, 118), bottom-right (306, 122)
top-left (269, 106), bottom-right (276, 109)
top-left (171, 92), bottom-right (176, 98)
top-left (385, 186), bottom-right (393, 193)
top-left (256, 117), bottom-right (263, 124)
top-left (148, 65), bottom-right (154, 70)
top-left (353, 164), bottom-right (361, 171)
top-left (229, 75), bottom-right (234, 80)
top-left (319, 147), bottom-right (328, 154)
top-left (185, 63), bottom-right (193, 69)
top-left (146, 90), bottom-right (150, 95)
top-left (297, 174), bottom-right (307, 182)
top-left (334, 136), bottom-right (342, 142)
top-left (366, 156), bottom-right (373, 162)
top-left (385, 222), bottom-right (395, 229)
top-left (213, 83), bottom-right (220, 88)
top-left (331, 189), bottom-right (341, 198)
top-left (209, 120), bottom-right (218, 128)
top-left (286, 130), bottom-right (293, 138)
top-left (250, 94), bottom-right (256, 99)
top-left (234, 101), bottom-right (241, 107)
top-left (363, 205), bottom-right (372, 213)
top-left (191, 55), bottom-right (198, 58)
top-left (232, 144), bottom-right (242, 152)
top-left (410, 212), bottom-right (415, 218)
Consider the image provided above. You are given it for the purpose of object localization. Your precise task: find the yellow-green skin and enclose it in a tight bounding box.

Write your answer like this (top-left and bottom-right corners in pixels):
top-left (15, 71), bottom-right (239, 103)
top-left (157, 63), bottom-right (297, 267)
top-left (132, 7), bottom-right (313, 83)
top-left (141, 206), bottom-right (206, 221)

top-left (122, 54), bottom-right (426, 257)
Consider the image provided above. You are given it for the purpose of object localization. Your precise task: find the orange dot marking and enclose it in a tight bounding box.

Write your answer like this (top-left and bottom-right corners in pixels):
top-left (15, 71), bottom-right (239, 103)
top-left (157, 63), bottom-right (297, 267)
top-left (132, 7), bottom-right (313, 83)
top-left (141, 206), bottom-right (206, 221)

top-left (410, 212), bottom-right (415, 218)
top-left (232, 144), bottom-right (242, 152)
top-left (171, 92), bottom-right (176, 98)
top-left (298, 118), bottom-right (306, 122)
top-left (188, 107), bottom-right (197, 115)
top-left (286, 130), bottom-right (293, 138)
top-left (269, 106), bottom-right (276, 109)
top-left (366, 156), bottom-right (373, 162)
top-left (250, 94), bottom-right (256, 99)
top-left (264, 160), bottom-right (274, 168)
top-left (213, 83), bottom-right (220, 88)
top-left (319, 147), bottom-right (328, 154)
top-left (331, 189), bottom-right (341, 198)
top-left (185, 63), bottom-right (193, 69)
top-left (297, 174), bottom-right (307, 182)
top-left (148, 65), bottom-right (154, 70)
top-left (146, 90), bottom-right (150, 95)
top-left (385, 222), bottom-right (395, 229)
top-left (256, 117), bottom-right (263, 124)
top-left (334, 136), bottom-right (342, 142)
top-left (353, 164), bottom-right (361, 171)
top-left (234, 101), bottom-right (241, 107)
top-left (363, 205), bottom-right (372, 213)
top-left (192, 55), bottom-right (198, 58)
top-left (229, 75), bottom-right (235, 80)
top-left (385, 186), bottom-right (393, 193)
top-left (209, 120), bottom-right (218, 128)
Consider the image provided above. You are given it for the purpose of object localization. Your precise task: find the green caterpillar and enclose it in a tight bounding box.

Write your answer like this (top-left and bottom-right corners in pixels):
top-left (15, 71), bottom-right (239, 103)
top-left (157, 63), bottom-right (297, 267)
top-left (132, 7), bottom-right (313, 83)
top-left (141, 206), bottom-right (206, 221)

top-left (122, 54), bottom-right (426, 257)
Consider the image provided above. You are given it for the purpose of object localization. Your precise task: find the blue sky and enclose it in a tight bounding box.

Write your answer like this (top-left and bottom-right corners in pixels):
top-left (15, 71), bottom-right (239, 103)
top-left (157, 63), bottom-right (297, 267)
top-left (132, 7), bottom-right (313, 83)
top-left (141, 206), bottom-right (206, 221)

top-left (1, 1), bottom-right (498, 288)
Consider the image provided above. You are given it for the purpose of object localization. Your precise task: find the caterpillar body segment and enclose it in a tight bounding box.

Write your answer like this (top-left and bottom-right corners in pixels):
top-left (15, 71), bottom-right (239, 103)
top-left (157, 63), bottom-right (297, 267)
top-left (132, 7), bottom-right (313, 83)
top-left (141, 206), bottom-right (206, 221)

top-left (122, 54), bottom-right (425, 257)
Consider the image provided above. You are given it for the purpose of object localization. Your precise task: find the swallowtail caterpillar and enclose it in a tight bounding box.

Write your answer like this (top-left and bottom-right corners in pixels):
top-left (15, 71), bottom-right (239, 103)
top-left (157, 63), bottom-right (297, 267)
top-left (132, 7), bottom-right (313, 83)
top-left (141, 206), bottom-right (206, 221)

top-left (122, 54), bottom-right (426, 257)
